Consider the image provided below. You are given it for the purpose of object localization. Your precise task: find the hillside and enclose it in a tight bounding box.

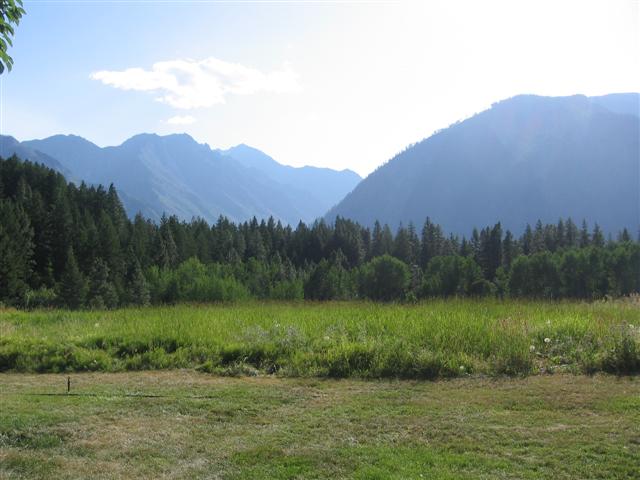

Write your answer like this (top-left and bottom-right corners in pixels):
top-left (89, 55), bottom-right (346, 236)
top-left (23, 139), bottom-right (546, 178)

top-left (221, 144), bottom-right (361, 214)
top-left (3, 133), bottom-right (361, 224)
top-left (0, 135), bottom-right (73, 179)
top-left (326, 93), bottom-right (640, 235)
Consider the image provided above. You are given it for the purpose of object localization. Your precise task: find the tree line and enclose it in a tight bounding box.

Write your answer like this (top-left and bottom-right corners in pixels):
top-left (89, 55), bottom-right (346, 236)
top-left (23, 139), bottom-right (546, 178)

top-left (1, 156), bottom-right (638, 308)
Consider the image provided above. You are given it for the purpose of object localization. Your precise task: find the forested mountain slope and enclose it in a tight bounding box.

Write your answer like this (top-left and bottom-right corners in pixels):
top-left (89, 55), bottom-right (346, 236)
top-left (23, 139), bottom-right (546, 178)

top-left (4, 133), bottom-right (361, 225)
top-left (326, 94), bottom-right (640, 235)
top-left (0, 156), bottom-right (638, 309)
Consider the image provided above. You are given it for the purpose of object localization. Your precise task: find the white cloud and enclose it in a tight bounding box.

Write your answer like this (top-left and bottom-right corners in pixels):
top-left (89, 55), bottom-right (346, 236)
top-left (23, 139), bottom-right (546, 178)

top-left (90, 57), bottom-right (300, 109)
top-left (166, 115), bottom-right (196, 125)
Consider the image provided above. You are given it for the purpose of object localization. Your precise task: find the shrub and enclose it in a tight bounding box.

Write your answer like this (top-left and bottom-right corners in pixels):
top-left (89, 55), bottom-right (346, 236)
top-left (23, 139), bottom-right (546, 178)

top-left (359, 255), bottom-right (409, 301)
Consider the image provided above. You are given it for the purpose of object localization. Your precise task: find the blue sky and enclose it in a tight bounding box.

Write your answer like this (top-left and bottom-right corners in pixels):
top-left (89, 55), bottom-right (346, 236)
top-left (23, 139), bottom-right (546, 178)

top-left (2, 0), bottom-right (639, 175)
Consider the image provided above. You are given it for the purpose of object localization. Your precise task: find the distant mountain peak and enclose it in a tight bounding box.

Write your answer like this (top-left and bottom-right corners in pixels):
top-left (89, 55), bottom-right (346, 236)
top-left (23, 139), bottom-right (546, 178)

top-left (6, 132), bottom-right (362, 226)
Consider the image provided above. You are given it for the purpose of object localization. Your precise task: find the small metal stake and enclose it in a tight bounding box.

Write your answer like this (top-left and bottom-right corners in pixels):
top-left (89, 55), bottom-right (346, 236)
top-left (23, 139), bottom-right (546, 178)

top-left (67, 376), bottom-right (71, 394)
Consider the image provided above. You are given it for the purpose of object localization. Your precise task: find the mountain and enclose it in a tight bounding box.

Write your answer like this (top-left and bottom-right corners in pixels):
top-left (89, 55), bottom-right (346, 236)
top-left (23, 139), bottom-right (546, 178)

top-left (326, 94), bottom-right (640, 235)
top-left (589, 93), bottom-right (639, 117)
top-left (0, 135), bottom-right (73, 179)
top-left (221, 144), bottom-right (361, 214)
top-left (4, 133), bottom-right (361, 225)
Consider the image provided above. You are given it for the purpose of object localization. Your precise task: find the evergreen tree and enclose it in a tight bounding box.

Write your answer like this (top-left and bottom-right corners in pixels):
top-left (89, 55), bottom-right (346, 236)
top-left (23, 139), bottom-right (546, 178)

top-left (565, 218), bottom-right (578, 247)
top-left (502, 230), bottom-right (516, 269)
top-left (478, 223), bottom-right (502, 280)
top-left (521, 224), bottom-right (533, 255)
top-left (618, 228), bottom-right (632, 243)
top-left (532, 220), bottom-right (545, 253)
top-left (58, 247), bottom-right (86, 309)
top-left (421, 218), bottom-right (444, 268)
top-left (393, 224), bottom-right (414, 264)
top-left (0, 200), bottom-right (34, 304)
top-left (88, 258), bottom-right (119, 309)
top-left (371, 221), bottom-right (393, 257)
top-left (579, 220), bottom-right (590, 247)
top-left (125, 256), bottom-right (150, 306)
top-left (556, 219), bottom-right (566, 249)
top-left (592, 223), bottom-right (605, 248)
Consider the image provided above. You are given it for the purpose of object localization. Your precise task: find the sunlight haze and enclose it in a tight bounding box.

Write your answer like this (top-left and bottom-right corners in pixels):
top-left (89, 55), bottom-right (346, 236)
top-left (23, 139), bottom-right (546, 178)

top-left (2, 0), bottom-right (638, 175)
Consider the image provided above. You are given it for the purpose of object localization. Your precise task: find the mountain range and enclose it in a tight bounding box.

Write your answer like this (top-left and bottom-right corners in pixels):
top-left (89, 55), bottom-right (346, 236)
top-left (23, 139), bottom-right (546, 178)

top-left (2, 93), bottom-right (637, 234)
top-left (0, 133), bottom-right (361, 225)
top-left (327, 93), bottom-right (639, 234)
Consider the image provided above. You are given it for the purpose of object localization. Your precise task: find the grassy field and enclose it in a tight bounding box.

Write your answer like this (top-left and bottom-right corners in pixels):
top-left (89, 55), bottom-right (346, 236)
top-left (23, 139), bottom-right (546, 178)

top-left (1, 371), bottom-right (639, 479)
top-left (1, 300), bottom-right (639, 377)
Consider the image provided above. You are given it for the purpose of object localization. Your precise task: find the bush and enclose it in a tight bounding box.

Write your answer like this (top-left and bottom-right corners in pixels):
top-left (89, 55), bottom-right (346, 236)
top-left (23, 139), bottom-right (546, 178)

top-left (359, 255), bottom-right (409, 301)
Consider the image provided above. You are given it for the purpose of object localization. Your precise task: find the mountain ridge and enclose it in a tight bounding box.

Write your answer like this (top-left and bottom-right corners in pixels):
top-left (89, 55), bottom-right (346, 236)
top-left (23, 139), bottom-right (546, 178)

top-left (4, 132), bottom-right (361, 225)
top-left (326, 93), bottom-right (640, 235)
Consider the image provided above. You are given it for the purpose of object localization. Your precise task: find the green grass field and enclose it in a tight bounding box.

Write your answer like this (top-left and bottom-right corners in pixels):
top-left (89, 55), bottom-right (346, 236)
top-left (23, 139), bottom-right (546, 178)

top-left (2, 301), bottom-right (639, 478)
top-left (1, 372), bottom-right (639, 479)
top-left (1, 300), bottom-right (639, 377)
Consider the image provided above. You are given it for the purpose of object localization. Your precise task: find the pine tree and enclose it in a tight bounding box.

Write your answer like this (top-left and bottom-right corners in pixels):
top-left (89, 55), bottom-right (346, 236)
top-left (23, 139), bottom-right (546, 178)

top-left (618, 228), bottom-right (632, 243)
top-left (371, 221), bottom-right (393, 257)
top-left (479, 223), bottom-right (502, 280)
top-left (393, 224), bottom-right (413, 264)
top-left (565, 218), bottom-right (578, 247)
top-left (579, 220), bottom-right (590, 247)
top-left (556, 219), bottom-right (566, 249)
top-left (125, 257), bottom-right (150, 306)
top-left (532, 220), bottom-right (545, 253)
top-left (58, 247), bottom-right (86, 309)
top-left (421, 218), bottom-right (444, 268)
top-left (591, 224), bottom-right (605, 248)
top-left (0, 200), bottom-right (34, 304)
top-left (521, 224), bottom-right (533, 255)
top-left (502, 230), bottom-right (516, 269)
top-left (88, 258), bottom-right (119, 309)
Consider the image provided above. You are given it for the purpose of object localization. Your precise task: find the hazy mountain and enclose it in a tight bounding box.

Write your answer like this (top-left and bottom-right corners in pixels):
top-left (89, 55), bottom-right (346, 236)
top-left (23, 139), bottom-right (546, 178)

top-left (326, 94), bottom-right (640, 235)
top-left (7, 133), bottom-right (361, 225)
top-left (221, 144), bottom-right (361, 214)
top-left (589, 93), bottom-right (639, 117)
top-left (0, 135), bottom-right (73, 178)
top-left (24, 134), bottom-right (107, 180)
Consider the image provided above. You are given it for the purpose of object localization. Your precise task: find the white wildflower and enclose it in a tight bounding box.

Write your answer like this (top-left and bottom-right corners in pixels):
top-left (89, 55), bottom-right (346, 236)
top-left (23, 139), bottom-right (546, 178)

top-left (544, 337), bottom-right (551, 344)
top-left (529, 345), bottom-right (536, 352)
top-left (629, 324), bottom-right (635, 329)
top-left (459, 365), bottom-right (466, 371)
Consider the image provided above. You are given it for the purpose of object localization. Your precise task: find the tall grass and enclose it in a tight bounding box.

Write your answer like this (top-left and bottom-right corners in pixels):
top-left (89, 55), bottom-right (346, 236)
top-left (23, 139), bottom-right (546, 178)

top-left (1, 300), bottom-right (638, 378)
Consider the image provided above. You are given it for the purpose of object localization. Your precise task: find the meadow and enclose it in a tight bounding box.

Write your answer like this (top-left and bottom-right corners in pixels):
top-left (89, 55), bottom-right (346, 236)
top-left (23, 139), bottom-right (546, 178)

top-left (1, 372), bottom-right (639, 479)
top-left (1, 300), bottom-right (639, 378)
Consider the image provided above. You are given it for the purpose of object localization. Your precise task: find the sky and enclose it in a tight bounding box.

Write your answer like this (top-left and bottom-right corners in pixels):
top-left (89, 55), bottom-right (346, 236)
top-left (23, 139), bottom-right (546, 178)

top-left (1, 0), bottom-right (639, 176)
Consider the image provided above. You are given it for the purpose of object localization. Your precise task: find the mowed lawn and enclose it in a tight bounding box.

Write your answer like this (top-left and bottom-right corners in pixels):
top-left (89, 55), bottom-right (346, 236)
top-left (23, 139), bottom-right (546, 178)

top-left (1, 372), bottom-right (639, 479)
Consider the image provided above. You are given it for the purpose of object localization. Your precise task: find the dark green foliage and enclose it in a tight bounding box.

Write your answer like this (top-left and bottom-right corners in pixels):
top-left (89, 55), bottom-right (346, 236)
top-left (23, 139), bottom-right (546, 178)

top-left (371, 221), bottom-right (393, 258)
top-left (0, 157), bottom-right (638, 308)
top-left (124, 256), bottom-right (150, 306)
top-left (359, 255), bottom-right (409, 301)
top-left (88, 258), bottom-right (119, 309)
top-left (422, 256), bottom-right (490, 297)
top-left (304, 252), bottom-right (354, 300)
top-left (0, 198), bottom-right (33, 303)
top-left (57, 248), bottom-right (86, 309)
